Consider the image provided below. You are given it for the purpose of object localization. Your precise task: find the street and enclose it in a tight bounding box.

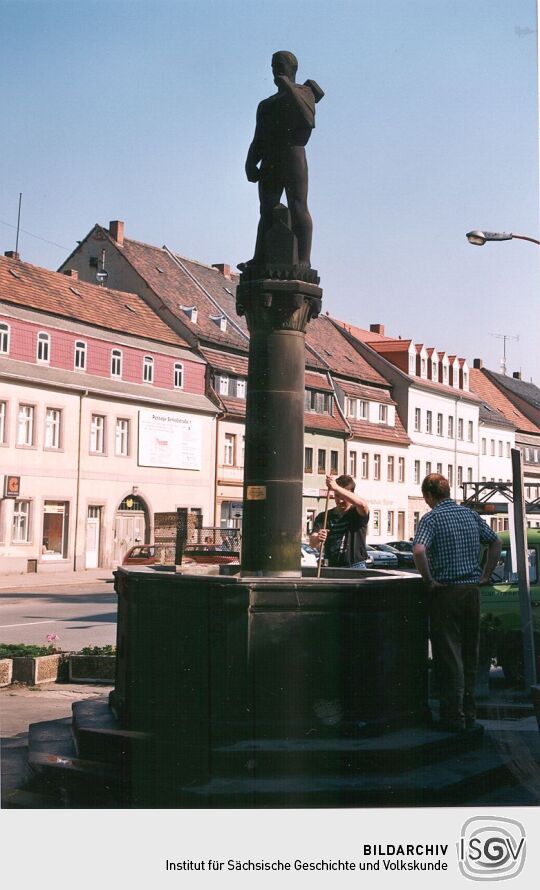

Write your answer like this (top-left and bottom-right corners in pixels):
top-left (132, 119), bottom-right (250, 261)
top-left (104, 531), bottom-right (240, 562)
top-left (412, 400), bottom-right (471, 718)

top-left (0, 578), bottom-right (117, 651)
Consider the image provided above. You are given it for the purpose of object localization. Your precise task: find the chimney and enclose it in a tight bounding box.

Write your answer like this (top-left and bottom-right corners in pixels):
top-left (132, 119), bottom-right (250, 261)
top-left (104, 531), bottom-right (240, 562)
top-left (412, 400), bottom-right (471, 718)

top-left (109, 220), bottom-right (124, 246)
top-left (473, 358), bottom-right (483, 369)
top-left (212, 263), bottom-right (231, 279)
top-left (513, 371), bottom-right (522, 380)
top-left (63, 269), bottom-right (78, 279)
top-left (4, 250), bottom-right (20, 260)
top-left (370, 323), bottom-right (385, 335)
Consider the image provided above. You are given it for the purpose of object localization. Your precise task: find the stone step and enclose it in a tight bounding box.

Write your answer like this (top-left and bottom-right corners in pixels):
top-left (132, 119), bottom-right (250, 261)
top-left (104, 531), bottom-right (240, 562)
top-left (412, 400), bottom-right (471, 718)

top-left (211, 724), bottom-right (484, 776)
top-left (72, 699), bottom-right (154, 764)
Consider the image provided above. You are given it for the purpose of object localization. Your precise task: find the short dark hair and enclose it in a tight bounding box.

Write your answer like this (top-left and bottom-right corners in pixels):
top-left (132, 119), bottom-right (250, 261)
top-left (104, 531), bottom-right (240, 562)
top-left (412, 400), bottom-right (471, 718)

top-left (421, 473), bottom-right (450, 501)
top-left (272, 50), bottom-right (298, 74)
top-left (336, 474), bottom-right (355, 491)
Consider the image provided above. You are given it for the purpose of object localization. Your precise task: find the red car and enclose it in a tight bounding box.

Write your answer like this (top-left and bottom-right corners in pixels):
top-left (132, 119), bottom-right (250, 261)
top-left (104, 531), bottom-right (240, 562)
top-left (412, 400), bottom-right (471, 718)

top-left (122, 545), bottom-right (158, 566)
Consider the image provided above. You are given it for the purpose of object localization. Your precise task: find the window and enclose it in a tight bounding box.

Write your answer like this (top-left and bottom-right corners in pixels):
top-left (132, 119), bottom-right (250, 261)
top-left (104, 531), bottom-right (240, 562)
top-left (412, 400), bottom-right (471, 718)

top-left (481, 438), bottom-right (486, 455)
top-left (409, 353), bottom-right (415, 374)
top-left (90, 415), bottom-right (105, 453)
top-left (379, 404), bottom-right (388, 423)
top-left (506, 442), bottom-right (510, 458)
top-left (457, 418), bottom-right (464, 440)
top-left (436, 462), bottom-right (442, 475)
top-left (0, 322), bottom-right (9, 354)
top-left (17, 404), bottom-right (34, 446)
top-left (12, 500), bottom-right (30, 543)
top-left (448, 416), bottom-right (454, 438)
top-left (372, 510), bottom-right (381, 535)
top-left (240, 435), bottom-right (245, 467)
top-left (387, 455), bottom-right (394, 482)
top-left (143, 356), bottom-right (154, 383)
top-left (457, 466), bottom-right (463, 486)
top-left (44, 408), bottom-right (61, 449)
top-left (345, 397), bottom-right (355, 418)
top-left (421, 358), bottom-right (426, 376)
top-left (37, 331), bottom-right (50, 363)
top-left (426, 461), bottom-right (432, 476)
top-left (468, 421), bottom-right (474, 443)
top-left (414, 460), bottom-right (420, 484)
top-left (432, 361), bottom-right (438, 381)
top-left (361, 452), bottom-right (369, 479)
top-left (111, 349), bottom-right (122, 378)
top-left (173, 363), bottom-right (184, 389)
top-left (498, 440), bottom-right (503, 457)
top-left (437, 413), bottom-right (443, 436)
top-left (398, 456), bottom-right (405, 482)
top-left (41, 501), bottom-right (68, 559)
top-left (467, 467), bottom-right (473, 482)
top-left (317, 449), bottom-right (326, 474)
top-left (304, 446), bottom-right (313, 473)
top-left (224, 433), bottom-right (235, 466)
top-left (387, 510), bottom-right (394, 535)
top-left (348, 451), bottom-right (357, 477)
top-left (359, 400), bottom-right (368, 419)
top-left (414, 408), bottom-right (421, 432)
top-left (373, 454), bottom-right (381, 480)
top-left (426, 411), bottom-right (432, 434)
top-left (443, 365), bottom-right (448, 384)
top-left (74, 340), bottom-right (87, 370)
top-left (448, 465), bottom-right (453, 486)
top-left (463, 371), bottom-right (468, 389)
top-left (413, 511), bottom-right (420, 533)
top-left (490, 439), bottom-right (495, 456)
top-left (115, 418), bottom-right (129, 456)
top-left (330, 450), bottom-right (339, 474)
top-left (305, 390), bottom-right (333, 414)
top-left (236, 378), bottom-right (246, 399)
top-left (0, 401), bottom-right (6, 443)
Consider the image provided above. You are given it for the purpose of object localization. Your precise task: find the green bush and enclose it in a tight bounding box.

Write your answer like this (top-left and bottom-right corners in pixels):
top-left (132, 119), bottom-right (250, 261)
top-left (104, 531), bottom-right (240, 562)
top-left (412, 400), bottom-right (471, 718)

top-left (78, 645), bottom-right (116, 657)
top-left (0, 643), bottom-right (60, 658)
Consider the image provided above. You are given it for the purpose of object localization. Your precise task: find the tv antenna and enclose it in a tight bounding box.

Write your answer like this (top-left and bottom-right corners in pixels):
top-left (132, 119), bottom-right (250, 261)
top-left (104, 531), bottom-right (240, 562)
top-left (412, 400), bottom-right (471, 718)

top-left (489, 332), bottom-right (519, 375)
top-left (15, 193), bottom-right (22, 255)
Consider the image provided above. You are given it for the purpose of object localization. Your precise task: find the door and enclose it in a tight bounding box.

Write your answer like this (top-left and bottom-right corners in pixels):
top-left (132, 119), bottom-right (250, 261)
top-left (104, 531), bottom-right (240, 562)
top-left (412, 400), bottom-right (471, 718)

top-left (113, 511), bottom-right (146, 564)
top-left (85, 506), bottom-right (101, 568)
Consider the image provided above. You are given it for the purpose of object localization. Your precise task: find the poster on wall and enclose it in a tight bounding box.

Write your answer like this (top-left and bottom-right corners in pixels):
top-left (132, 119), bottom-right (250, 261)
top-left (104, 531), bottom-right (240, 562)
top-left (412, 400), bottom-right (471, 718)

top-left (138, 409), bottom-right (202, 470)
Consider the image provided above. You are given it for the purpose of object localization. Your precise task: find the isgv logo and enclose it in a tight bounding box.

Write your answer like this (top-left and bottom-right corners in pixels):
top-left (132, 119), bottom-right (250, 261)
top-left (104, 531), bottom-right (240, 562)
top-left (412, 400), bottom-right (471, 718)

top-left (458, 817), bottom-right (526, 881)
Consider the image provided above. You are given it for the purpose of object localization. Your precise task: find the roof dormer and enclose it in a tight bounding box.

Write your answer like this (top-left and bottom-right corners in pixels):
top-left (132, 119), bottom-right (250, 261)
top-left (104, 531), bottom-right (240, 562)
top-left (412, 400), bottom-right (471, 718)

top-left (415, 344), bottom-right (428, 379)
top-left (459, 358), bottom-right (469, 391)
top-left (180, 305), bottom-right (198, 324)
top-left (448, 355), bottom-right (460, 389)
top-left (426, 347), bottom-right (439, 383)
top-left (438, 352), bottom-right (449, 385)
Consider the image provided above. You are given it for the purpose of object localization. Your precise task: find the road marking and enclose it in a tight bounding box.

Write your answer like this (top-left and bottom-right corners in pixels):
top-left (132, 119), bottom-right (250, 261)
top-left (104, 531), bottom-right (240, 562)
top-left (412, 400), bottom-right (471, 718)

top-left (0, 620), bottom-right (56, 628)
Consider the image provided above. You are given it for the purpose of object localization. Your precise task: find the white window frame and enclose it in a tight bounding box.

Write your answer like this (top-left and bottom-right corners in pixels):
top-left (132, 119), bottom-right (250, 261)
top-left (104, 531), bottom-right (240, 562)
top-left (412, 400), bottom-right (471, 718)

top-left (373, 453), bottom-right (381, 480)
top-left (414, 460), bottom-right (420, 484)
top-left (378, 404), bottom-right (388, 423)
top-left (348, 451), bottom-right (357, 478)
top-left (468, 421), bottom-right (474, 443)
top-left (12, 500), bottom-right (30, 543)
top-left (44, 408), bottom-right (61, 449)
top-left (143, 356), bottom-right (154, 384)
top-left (457, 418), bottom-right (464, 440)
top-left (219, 374), bottom-right (229, 395)
top-left (111, 349), bottom-right (123, 378)
top-left (224, 433), bottom-right (235, 466)
top-left (448, 416), bottom-right (454, 438)
top-left (115, 418), bottom-right (129, 457)
top-left (236, 378), bottom-right (246, 399)
top-left (361, 452), bottom-right (369, 480)
top-left (174, 363), bottom-right (184, 389)
top-left (372, 510), bottom-right (381, 535)
top-left (74, 340), bottom-right (87, 370)
top-left (398, 456), bottom-right (405, 483)
top-left (414, 407), bottom-right (421, 432)
top-left (481, 438), bottom-right (486, 455)
top-left (387, 455), bottom-right (394, 482)
top-left (0, 322), bottom-right (9, 354)
top-left (0, 400), bottom-right (6, 444)
top-left (17, 404), bottom-right (34, 446)
top-left (90, 414), bottom-right (105, 454)
top-left (437, 413), bottom-right (443, 436)
top-left (387, 510), bottom-right (394, 535)
top-left (37, 331), bottom-right (50, 363)
top-left (426, 411), bottom-right (432, 434)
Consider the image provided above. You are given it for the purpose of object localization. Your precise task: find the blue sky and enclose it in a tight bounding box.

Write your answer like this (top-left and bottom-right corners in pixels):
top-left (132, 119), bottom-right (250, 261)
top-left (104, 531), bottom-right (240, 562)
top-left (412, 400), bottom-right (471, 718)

top-left (1, 0), bottom-right (538, 380)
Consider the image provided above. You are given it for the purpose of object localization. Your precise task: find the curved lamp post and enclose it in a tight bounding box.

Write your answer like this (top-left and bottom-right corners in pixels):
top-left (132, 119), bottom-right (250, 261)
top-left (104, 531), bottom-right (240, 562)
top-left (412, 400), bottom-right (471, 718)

top-left (466, 230), bottom-right (540, 247)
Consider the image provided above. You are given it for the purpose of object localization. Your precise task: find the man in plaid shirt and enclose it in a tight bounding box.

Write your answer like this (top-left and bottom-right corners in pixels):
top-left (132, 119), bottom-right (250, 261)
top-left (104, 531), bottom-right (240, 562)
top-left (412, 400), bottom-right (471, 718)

top-left (413, 473), bottom-right (501, 732)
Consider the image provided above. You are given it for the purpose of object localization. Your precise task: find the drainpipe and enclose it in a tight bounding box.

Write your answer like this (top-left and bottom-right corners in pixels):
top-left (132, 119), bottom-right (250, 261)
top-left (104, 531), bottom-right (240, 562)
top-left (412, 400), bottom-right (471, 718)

top-left (73, 390), bottom-right (87, 570)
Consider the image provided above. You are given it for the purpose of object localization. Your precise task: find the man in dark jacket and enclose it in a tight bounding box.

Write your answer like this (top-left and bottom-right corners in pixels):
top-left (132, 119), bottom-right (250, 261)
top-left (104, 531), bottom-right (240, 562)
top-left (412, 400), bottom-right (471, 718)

top-left (310, 474), bottom-right (369, 568)
top-left (413, 473), bottom-right (501, 732)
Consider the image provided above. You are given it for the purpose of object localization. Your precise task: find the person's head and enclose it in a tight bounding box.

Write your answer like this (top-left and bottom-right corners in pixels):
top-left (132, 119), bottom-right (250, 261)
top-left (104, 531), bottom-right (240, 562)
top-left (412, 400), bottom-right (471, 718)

top-left (421, 473), bottom-right (451, 508)
top-left (334, 474), bottom-right (355, 513)
top-left (272, 51), bottom-right (298, 84)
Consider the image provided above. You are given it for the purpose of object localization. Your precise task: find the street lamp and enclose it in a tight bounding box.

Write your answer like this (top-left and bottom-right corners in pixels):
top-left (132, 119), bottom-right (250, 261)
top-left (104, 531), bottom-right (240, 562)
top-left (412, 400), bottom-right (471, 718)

top-left (466, 230), bottom-right (540, 246)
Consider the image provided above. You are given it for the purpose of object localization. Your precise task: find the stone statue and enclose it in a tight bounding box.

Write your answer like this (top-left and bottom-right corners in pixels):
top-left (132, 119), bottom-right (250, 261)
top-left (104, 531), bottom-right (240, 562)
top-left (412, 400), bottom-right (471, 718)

top-left (244, 51), bottom-right (324, 269)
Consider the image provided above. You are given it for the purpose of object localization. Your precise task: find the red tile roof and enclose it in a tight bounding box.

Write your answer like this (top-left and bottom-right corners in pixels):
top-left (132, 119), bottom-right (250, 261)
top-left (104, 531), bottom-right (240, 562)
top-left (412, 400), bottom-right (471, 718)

top-left (336, 379), bottom-right (395, 404)
top-left (304, 410), bottom-right (349, 434)
top-left (306, 315), bottom-right (387, 383)
top-left (469, 369), bottom-right (540, 434)
top-left (348, 417), bottom-right (411, 446)
top-left (305, 370), bottom-right (333, 392)
top-left (199, 347), bottom-right (249, 376)
top-left (0, 256), bottom-right (188, 347)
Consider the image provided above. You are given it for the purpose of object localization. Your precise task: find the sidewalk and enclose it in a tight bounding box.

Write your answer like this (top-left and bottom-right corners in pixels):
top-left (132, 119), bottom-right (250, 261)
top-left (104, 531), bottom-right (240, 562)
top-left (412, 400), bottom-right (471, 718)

top-left (0, 567), bottom-right (114, 591)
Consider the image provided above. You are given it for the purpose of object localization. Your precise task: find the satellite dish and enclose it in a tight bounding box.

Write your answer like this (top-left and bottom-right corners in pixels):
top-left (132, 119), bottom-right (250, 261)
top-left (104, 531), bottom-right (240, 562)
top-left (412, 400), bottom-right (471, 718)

top-left (96, 269), bottom-right (108, 284)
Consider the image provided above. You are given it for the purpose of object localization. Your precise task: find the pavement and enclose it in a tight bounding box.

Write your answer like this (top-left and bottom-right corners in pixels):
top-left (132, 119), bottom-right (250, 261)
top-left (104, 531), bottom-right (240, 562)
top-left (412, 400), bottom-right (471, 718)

top-left (0, 567), bottom-right (114, 591)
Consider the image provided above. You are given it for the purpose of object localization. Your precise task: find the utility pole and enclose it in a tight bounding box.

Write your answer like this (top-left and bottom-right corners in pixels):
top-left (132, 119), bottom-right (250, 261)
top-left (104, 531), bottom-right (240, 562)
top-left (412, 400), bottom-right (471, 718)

top-left (489, 332), bottom-right (519, 375)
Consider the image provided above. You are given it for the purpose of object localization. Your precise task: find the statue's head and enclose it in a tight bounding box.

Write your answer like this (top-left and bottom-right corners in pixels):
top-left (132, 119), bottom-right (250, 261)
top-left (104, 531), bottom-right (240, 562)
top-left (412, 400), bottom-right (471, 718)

top-left (272, 51), bottom-right (298, 82)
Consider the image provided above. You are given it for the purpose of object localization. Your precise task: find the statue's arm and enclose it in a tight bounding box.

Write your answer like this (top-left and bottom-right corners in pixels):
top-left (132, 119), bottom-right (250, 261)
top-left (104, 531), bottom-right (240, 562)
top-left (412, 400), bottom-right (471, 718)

top-left (275, 76), bottom-right (317, 128)
top-left (245, 104), bottom-right (264, 182)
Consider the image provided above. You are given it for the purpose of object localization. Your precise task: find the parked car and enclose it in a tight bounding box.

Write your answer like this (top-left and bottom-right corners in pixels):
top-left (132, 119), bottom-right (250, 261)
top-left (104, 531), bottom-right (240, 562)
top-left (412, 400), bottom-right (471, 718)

top-left (122, 544), bottom-right (158, 566)
top-left (301, 544), bottom-right (319, 567)
top-left (387, 540), bottom-right (414, 553)
top-left (366, 546), bottom-right (399, 569)
top-left (370, 542), bottom-right (416, 569)
top-left (480, 529), bottom-right (540, 684)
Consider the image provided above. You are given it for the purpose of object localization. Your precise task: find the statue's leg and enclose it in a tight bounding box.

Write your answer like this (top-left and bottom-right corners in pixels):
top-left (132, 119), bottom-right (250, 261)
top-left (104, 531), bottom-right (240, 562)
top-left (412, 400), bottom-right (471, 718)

top-left (253, 174), bottom-right (283, 264)
top-left (285, 148), bottom-right (312, 266)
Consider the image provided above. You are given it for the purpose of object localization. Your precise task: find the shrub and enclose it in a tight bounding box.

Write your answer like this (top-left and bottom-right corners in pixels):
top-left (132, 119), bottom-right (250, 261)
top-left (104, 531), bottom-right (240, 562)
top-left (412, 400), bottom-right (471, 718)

top-left (78, 645), bottom-right (116, 657)
top-left (0, 643), bottom-right (60, 658)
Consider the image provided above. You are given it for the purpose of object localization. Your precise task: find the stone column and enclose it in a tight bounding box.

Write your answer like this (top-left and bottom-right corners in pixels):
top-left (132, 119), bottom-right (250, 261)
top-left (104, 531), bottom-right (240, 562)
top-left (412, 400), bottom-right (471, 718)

top-left (237, 207), bottom-right (322, 576)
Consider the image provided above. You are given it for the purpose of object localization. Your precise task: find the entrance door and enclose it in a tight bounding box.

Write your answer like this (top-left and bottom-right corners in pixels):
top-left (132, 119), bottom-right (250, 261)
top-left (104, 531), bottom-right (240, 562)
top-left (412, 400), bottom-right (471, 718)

top-left (397, 511), bottom-right (405, 540)
top-left (85, 506), bottom-right (101, 568)
top-left (113, 511), bottom-right (146, 564)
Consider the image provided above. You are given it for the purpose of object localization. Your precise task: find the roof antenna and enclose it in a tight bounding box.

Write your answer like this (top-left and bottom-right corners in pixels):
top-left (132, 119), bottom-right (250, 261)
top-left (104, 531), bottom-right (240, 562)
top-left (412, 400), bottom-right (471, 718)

top-left (15, 193), bottom-right (22, 255)
top-left (489, 332), bottom-right (519, 375)
top-left (96, 248), bottom-right (109, 286)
